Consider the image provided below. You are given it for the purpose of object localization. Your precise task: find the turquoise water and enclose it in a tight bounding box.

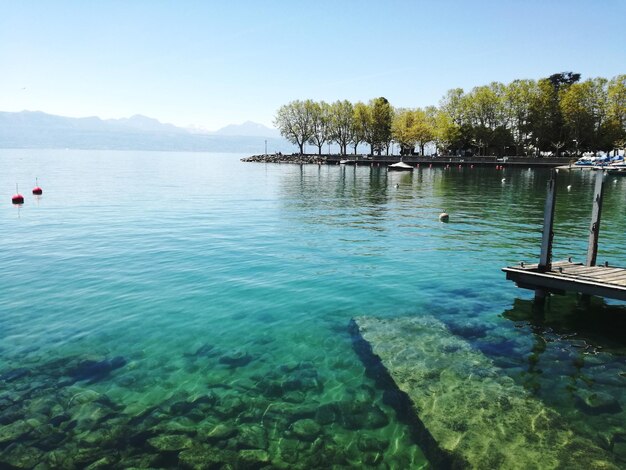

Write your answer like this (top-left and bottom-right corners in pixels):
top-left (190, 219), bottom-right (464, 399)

top-left (1, 150), bottom-right (625, 468)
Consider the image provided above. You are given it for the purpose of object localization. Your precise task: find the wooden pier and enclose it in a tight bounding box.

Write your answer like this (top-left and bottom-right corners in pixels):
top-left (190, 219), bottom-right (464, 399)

top-left (503, 170), bottom-right (626, 301)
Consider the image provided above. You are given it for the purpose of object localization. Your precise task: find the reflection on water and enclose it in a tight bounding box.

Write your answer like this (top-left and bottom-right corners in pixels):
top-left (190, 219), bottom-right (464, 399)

top-left (0, 151), bottom-right (625, 468)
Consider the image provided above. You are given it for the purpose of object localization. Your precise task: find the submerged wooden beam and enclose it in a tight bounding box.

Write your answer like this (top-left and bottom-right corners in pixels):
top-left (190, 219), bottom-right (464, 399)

top-left (352, 316), bottom-right (618, 469)
top-left (586, 171), bottom-right (606, 267)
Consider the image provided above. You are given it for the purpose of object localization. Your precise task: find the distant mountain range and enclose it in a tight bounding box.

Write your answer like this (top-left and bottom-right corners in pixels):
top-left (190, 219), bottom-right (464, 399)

top-left (0, 111), bottom-right (289, 153)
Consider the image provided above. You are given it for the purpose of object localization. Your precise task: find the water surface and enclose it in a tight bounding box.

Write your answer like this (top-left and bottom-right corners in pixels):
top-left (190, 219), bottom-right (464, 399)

top-left (1, 150), bottom-right (625, 468)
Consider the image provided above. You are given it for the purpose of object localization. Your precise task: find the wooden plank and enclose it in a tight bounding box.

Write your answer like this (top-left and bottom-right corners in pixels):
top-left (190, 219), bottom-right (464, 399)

top-left (563, 268), bottom-right (626, 278)
top-left (539, 170), bottom-right (558, 272)
top-left (586, 171), bottom-right (605, 267)
top-left (599, 273), bottom-right (626, 283)
top-left (585, 269), bottom-right (626, 281)
top-left (559, 265), bottom-right (612, 275)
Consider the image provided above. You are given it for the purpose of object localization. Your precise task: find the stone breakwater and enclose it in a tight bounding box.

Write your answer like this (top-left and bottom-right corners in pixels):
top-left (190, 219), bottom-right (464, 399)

top-left (241, 154), bottom-right (327, 164)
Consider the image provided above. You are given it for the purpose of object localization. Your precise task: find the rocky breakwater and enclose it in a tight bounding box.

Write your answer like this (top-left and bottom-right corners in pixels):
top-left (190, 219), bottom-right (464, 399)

top-left (241, 153), bottom-right (327, 164)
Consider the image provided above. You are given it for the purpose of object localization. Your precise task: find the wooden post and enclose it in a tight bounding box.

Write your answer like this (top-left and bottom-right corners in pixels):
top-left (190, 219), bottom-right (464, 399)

top-left (538, 170), bottom-right (557, 273)
top-left (586, 170), bottom-right (605, 267)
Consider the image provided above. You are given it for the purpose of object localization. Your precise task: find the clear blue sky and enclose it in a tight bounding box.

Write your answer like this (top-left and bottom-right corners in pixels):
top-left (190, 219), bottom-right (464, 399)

top-left (1, 0), bottom-right (624, 130)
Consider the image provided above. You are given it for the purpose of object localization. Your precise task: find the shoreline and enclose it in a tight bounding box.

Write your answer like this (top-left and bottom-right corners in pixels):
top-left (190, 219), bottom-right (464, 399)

top-left (241, 153), bottom-right (573, 168)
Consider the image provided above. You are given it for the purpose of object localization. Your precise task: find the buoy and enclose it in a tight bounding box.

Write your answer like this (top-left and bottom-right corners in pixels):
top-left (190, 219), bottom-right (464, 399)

top-left (439, 212), bottom-right (449, 222)
top-left (394, 183), bottom-right (399, 188)
top-left (567, 185), bottom-right (572, 191)
top-left (458, 164), bottom-right (462, 168)
top-left (32, 177), bottom-right (42, 195)
top-left (12, 184), bottom-right (24, 205)
top-left (471, 165), bottom-right (474, 169)
top-left (429, 164), bottom-right (432, 168)
top-left (501, 178), bottom-right (506, 183)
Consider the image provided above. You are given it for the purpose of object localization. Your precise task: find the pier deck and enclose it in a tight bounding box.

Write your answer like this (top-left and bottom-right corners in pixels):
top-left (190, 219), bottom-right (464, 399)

top-left (503, 260), bottom-right (626, 301)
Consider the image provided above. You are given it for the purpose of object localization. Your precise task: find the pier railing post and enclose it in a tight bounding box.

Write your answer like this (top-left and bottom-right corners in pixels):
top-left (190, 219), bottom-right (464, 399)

top-left (538, 170), bottom-right (557, 273)
top-left (586, 170), bottom-right (606, 267)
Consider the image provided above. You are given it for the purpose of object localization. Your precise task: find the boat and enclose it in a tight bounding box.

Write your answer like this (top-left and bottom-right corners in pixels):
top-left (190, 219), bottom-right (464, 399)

top-left (388, 161), bottom-right (414, 171)
top-left (340, 159), bottom-right (356, 165)
top-left (574, 156), bottom-right (594, 166)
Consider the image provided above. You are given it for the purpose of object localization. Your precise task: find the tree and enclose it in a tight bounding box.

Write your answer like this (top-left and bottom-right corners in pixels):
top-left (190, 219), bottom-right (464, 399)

top-left (464, 83), bottom-right (508, 155)
top-left (352, 102), bottom-right (371, 154)
top-left (392, 108), bottom-right (419, 155)
top-left (607, 75), bottom-right (626, 151)
top-left (274, 100), bottom-right (316, 154)
top-left (328, 100), bottom-right (353, 155)
top-left (504, 79), bottom-right (537, 155)
top-left (413, 108), bottom-right (435, 156)
top-left (308, 101), bottom-right (332, 155)
top-left (369, 97), bottom-right (393, 155)
top-left (439, 88), bottom-right (466, 126)
top-left (432, 110), bottom-right (460, 155)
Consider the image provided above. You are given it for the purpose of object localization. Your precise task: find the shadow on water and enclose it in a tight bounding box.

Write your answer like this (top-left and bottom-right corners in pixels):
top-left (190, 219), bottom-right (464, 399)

top-left (502, 295), bottom-right (626, 354)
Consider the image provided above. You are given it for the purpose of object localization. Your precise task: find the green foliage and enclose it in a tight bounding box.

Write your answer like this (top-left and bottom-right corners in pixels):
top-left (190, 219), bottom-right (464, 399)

top-left (274, 72), bottom-right (625, 156)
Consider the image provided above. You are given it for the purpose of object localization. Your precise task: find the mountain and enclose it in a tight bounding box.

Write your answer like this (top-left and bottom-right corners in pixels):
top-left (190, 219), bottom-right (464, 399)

top-left (0, 111), bottom-right (292, 153)
top-left (214, 121), bottom-right (280, 138)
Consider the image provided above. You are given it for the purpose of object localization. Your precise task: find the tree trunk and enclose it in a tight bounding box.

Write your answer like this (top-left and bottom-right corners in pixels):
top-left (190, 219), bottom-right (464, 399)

top-left (370, 144), bottom-right (374, 156)
top-left (318, 145), bottom-right (322, 156)
top-left (298, 142), bottom-right (304, 155)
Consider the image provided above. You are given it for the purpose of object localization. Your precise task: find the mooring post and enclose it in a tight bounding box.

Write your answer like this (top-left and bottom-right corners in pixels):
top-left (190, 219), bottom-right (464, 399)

top-left (586, 170), bottom-right (606, 267)
top-left (538, 169), bottom-right (557, 273)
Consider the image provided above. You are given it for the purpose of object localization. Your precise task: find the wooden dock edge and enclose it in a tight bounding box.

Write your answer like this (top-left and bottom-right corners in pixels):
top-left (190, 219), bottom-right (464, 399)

top-left (503, 266), bottom-right (626, 301)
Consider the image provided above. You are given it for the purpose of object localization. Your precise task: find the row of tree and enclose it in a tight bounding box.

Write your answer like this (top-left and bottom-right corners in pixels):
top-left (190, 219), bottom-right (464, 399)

top-left (273, 73), bottom-right (626, 157)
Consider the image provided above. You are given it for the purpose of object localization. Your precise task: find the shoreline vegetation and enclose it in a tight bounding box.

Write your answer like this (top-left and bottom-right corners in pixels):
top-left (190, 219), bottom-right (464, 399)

top-left (272, 72), bottom-right (626, 159)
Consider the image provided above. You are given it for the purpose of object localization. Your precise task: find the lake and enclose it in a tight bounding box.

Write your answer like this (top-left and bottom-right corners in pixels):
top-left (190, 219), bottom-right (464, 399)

top-left (1, 150), bottom-right (625, 468)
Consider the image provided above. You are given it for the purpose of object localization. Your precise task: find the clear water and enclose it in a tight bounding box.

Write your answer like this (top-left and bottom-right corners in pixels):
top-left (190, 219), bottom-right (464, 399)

top-left (1, 150), bottom-right (625, 468)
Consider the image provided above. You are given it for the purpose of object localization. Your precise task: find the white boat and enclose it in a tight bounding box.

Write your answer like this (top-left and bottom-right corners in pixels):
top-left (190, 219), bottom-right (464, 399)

top-left (388, 161), bottom-right (414, 171)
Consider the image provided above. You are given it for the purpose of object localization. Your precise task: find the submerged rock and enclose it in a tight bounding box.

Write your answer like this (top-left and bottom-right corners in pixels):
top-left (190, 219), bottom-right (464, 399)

top-left (238, 449), bottom-right (270, 465)
top-left (357, 435), bottom-right (389, 452)
top-left (236, 424), bottom-right (268, 450)
top-left (0, 367), bottom-right (30, 383)
top-left (218, 351), bottom-right (253, 368)
top-left (575, 390), bottom-right (622, 415)
top-left (178, 445), bottom-right (236, 469)
top-left (147, 433), bottom-right (194, 452)
top-left (0, 443), bottom-right (44, 468)
top-left (290, 418), bottom-right (321, 441)
top-left (68, 356), bottom-right (127, 383)
top-left (0, 420), bottom-right (32, 444)
top-left (206, 423), bottom-right (238, 441)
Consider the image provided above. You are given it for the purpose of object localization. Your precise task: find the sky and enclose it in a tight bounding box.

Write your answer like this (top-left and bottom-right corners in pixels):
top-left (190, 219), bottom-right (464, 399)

top-left (1, 0), bottom-right (624, 131)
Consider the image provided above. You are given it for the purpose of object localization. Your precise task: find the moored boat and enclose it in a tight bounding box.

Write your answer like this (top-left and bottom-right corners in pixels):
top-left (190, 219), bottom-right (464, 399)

top-left (388, 161), bottom-right (414, 171)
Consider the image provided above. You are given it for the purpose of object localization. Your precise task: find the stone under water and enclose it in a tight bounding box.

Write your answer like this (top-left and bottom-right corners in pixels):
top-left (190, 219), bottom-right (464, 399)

top-left (352, 315), bottom-right (620, 469)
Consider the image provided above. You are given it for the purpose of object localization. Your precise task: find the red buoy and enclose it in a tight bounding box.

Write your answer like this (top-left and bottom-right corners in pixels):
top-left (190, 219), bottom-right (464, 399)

top-left (12, 184), bottom-right (24, 205)
top-left (32, 177), bottom-right (42, 195)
